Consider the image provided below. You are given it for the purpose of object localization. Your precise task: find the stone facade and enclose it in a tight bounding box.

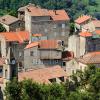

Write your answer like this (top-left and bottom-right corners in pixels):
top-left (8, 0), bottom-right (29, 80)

top-left (24, 8), bottom-right (70, 46)
top-left (68, 35), bottom-right (100, 58)
top-left (24, 46), bottom-right (63, 70)
top-left (0, 19), bottom-right (24, 32)
top-left (0, 36), bottom-right (28, 71)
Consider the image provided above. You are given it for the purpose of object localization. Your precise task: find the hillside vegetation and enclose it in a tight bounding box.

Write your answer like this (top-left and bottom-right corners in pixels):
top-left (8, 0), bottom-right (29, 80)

top-left (0, 0), bottom-right (100, 19)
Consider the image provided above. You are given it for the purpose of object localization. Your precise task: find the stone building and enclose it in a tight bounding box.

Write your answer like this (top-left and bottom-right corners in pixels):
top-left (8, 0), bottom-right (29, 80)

top-left (24, 39), bottom-right (65, 70)
top-left (0, 15), bottom-right (24, 32)
top-left (68, 30), bottom-right (100, 58)
top-left (75, 15), bottom-right (92, 31)
top-left (18, 4), bottom-right (70, 46)
top-left (0, 31), bottom-right (29, 71)
top-left (76, 51), bottom-right (100, 70)
top-left (0, 47), bottom-right (18, 100)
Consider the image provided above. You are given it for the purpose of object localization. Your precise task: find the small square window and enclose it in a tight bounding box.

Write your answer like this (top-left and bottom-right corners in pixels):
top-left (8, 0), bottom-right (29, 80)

top-left (30, 51), bottom-right (34, 56)
top-left (44, 29), bottom-right (48, 33)
top-left (19, 52), bottom-right (22, 57)
top-left (62, 24), bottom-right (65, 28)
top-left (55, 60), bottom-right (58, 63)
top-left (54, 32), bottom-right (57, 36)
top-left (62, 62), bottom-right (66, 66)
top-left (53, 24), bottom-right (57, 29)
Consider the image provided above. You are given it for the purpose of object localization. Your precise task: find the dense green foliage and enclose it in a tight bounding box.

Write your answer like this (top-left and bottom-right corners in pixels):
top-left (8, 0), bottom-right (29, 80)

top-left (5, 65), bottom-right (100, 100)
top-left (0, 0), bottom-right (100, 19)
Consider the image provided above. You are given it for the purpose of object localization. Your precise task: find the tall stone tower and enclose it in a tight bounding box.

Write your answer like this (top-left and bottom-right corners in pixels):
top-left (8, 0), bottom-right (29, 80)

top-left (3, 47), bottom-right (18, 87)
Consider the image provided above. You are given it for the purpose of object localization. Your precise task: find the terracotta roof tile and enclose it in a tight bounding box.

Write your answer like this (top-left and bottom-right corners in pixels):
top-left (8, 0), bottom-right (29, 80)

top-left (79, 31), bottom-right (92, 37)
top-left (0, 31), bottom-right (29, 43)
top-left (25, 40), bottom-right (59, 49)
top-left (18, 65), bottom-right (67, 84)
top-left (39, 40), bottom-right (58, 49)
top-left (25, 5), bottom-right (69, 21)
top-left (75, 15), bottom-right (91, 24)
top-left (48, 10), bottom-right (70, 21)
top-left (77, 51), bottom-right (100, 64)
top-left (27, 6), bottom-right (49, 16)
top-left (95, 30), bottom-right (100, 35)
top-left (25, 42), bottom-right (39, 49)
top-left (92, 20), bottom-right (100, 28)
top-left (0, 15), bottom-right (19, 25)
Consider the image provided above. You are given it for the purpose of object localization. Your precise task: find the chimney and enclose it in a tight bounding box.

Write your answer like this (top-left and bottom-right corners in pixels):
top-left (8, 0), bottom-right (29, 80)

top-left (53, 10), bottom-right (57, 15)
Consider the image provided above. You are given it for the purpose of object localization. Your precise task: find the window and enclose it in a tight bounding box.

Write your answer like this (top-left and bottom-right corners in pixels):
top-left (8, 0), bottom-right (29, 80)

top-left (62, 24), bottom-right (65, 28)
top-left (44, 29), bottom-right (48, 33)
top-left (55, 60), bottom-right (58, 64)
top-left (59, 77), bottom-right (64, 82)
top-left (19, 52), bottom-right (22, 57)
top-left (30, 51), bottom-right (34, 56)
top-left (54, 32), bottom-right (57, 36)
top-left (0, 69), bottom-right (2, 73)
top-left (49, 78), bottom-right (56, 83)
top-left (18, 22), bottom-right (21, 27)
top-left (53, 24), bottom-right (57, 29)
top-left (5, 69), bottom-right (8, 79)
top-left (62, 62), bottom-right (66, 66)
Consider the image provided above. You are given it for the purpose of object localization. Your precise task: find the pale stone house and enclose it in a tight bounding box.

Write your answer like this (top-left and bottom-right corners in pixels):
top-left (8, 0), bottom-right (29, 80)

top-left (18, 4), bottom-right (70, 46)
top-left (24, 40), bottom-right (66, 70)
top-left (75, 15), bottom-right (92, 31)
top-left (0, 31), bottom-right (29, 71)
top-left (76, 51), bottom-right (100, 70)
top-left (68, 30), bottom-right (100, 58)
top-left (0, 47), bottom-right (18, 100)
top-left (0, 15), bottom-right (24, 32)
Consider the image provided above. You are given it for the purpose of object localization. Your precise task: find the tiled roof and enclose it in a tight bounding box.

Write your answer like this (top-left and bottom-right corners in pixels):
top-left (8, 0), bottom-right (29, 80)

top-left (77, 51), bottom-right (100, 64)
top-left (92, 20), bottom-right (100, 28)
top-left (0, 58), bottom-right (5, 66)
top-left (23, 5), bottom-right (69, 21)
top-left (26, 6), bottom-right (49, 16)
top-left (75, 15), bottom-right (91, 24)
top-left (79, 31), bottom-right (92, 37)
top-left (0, 15), bottom-right (19, 25)
top-left (48, 10), bottom-right (70, 21)
top-left (18, 65), bottom-right (67, 84)
top-left (25, 42), bottom-right (39, 49)
top-left (25, 40), bottom-right (59, 49)
top-left (39, 40), bottom-right (58, 49)
top-left (18, 3), bottom-right (35, 12)
top-left (0, 31), bottom-right (29, 43)
top-left (95, 30), bottom-right (100, 35)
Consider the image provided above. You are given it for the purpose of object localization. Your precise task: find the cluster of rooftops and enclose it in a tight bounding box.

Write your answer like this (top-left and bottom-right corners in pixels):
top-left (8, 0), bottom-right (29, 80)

top-left (0, 3), bottom-right (99, 84)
